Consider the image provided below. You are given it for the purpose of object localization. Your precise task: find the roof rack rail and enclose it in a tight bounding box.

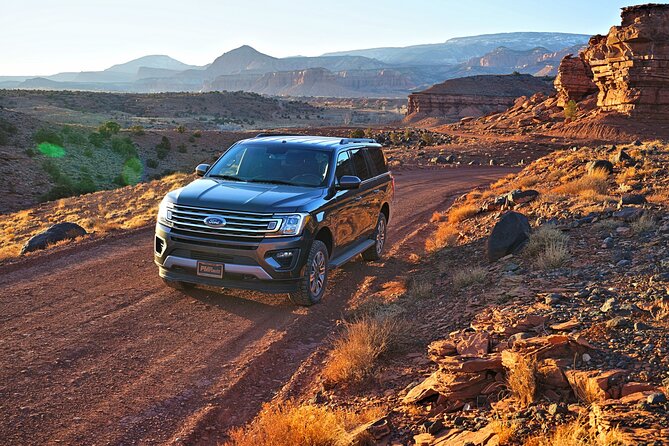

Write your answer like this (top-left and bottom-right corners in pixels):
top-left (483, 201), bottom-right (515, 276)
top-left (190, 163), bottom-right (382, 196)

top-left (255, 132), bottom-right (302, 138)
top-left (339, 138), bottom-right (377, 145)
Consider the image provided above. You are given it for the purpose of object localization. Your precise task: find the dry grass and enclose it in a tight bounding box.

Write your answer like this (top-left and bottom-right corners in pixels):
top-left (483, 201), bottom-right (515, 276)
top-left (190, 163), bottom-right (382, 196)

top-left (407, 276), bottom-right (433, 299)
top-left (524, 419), bottom-right (628, 446)
top-left (225, 400), bottom-right (382, 446)
top-left (0, 173), bottom-right (190, 262)
top-left (506, 355), bottom-right (537, 408)
top-left (323, 316), bottom-right (400, 385)
top-left (524, 225), bottom-right (570, 269)
top-left (453, 266), bottom-right (488, 289)
top-left (646, 190), bottom-right (669, 205)
top-left (553, 168), bottom-right (610, 197)
top-left (447, 204), bottom-right (479, 223)
top-left (491, 419), bottom-right (521, 445)
top-left (425, 223), bottom-right (459, 252)
top-left (631, 213), bottom-right (657, 234)
top-left (652, 298), bottom-right (669, 322)
top-left (593, 219), bottom-right (620, 232)
top-left (571, 375), bottom-right (606, 405)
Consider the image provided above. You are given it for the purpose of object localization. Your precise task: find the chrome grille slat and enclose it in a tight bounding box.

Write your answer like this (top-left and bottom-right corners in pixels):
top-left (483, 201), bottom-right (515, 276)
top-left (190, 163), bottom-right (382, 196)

top-left (169, 204), bottom-right (281, 240)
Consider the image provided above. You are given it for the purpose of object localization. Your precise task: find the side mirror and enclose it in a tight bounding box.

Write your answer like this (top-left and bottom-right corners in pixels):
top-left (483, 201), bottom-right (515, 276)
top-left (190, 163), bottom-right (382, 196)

top-left (195, 163), bottom-right (210, 177)
top-left (336, 175), bottom-right (362, 190)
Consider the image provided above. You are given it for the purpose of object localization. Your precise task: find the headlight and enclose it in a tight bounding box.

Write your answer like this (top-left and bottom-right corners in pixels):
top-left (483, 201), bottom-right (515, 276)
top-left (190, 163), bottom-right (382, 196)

top-left (274, 213), bottom-right (310, 236)
top-left (157, 197), bottom-right (174, 226)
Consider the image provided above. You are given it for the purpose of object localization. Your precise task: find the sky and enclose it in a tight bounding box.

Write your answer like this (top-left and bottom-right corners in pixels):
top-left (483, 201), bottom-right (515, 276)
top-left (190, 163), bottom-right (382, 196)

top-left (0, 0), bottom-right (663, 76)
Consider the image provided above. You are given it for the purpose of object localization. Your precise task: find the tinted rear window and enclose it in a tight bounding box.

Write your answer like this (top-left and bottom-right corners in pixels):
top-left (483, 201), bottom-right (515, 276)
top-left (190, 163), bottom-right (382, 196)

top-left (350, 149), bottom-right (371, 180)
top-left (367, 147), bottom-right (388, 175)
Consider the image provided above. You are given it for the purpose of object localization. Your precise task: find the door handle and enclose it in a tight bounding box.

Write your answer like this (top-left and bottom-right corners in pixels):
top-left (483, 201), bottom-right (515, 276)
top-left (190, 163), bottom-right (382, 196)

top-left (353, 196), bottom-right (362, 202)
top-left (373, 189), bottom-right (381, 193)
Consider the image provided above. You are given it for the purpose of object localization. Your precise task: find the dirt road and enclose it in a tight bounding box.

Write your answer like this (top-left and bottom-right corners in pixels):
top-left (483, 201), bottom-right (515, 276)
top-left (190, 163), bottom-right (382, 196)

top-left (0, 167), bottom-right (515, 445)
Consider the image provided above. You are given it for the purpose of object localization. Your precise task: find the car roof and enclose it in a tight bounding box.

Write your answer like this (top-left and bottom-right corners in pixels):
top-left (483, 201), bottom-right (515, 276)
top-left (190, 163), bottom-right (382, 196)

top-left (240, 134), bottom-right (382, 151)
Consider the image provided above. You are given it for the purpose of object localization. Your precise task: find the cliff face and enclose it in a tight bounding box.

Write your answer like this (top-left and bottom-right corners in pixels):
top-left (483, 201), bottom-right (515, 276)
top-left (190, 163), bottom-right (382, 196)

top-left (554, 54), bottom-right (598, 107)
top-left (581, 3), bottom-right (669, 117)
top-left (406, 74), bottom-right (554, 122)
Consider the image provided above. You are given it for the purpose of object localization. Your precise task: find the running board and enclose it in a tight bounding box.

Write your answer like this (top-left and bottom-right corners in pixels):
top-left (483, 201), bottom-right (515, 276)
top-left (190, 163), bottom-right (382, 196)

top-left (328, 239), bottom-right (375, 269)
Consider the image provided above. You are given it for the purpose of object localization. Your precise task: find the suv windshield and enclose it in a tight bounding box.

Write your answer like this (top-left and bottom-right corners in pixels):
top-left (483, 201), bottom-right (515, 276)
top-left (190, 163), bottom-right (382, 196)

top-left (207, 144), bottom-right (331, 187)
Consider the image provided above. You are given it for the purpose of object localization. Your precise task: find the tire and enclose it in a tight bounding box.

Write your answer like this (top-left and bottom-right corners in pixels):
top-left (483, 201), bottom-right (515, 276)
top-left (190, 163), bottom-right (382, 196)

top-left (162, 277), bottom-right (194, 291)
top-left (362, 213), bottom-right (387, 261)
top-left (289, 240), bottom-right (328, 306)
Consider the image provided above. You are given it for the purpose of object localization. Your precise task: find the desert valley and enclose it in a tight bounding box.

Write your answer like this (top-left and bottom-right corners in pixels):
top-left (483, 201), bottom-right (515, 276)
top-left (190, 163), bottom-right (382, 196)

top-left (1, 2), bottom-right (668, 446)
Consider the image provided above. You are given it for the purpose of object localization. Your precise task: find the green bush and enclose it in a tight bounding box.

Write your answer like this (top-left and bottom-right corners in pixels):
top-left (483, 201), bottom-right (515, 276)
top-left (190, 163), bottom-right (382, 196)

top-left (178, 143), bottom-right (187, 153)
top-left (88, 132), bottom-right (105, 148)
top-left (34, 128), bottom-right (64, 146)
top-left (63, 128), bottom-right (87, 145)
top-left (176, 125), bottom-right (186, 133)
top-left (110, 136), bottom-right (137, 159)
top-left (83, 148), bottom-right (93, 157)
top-left (146, 158), bottom-right (159, 168)
top-left (564, 100), bottom-right (578, 121)
top-left (120, 157), bottom-right (142, 185)
top-left (25, 148), bottom-right (36, 157)
top-left (39, 161), bottom-right (98, 201)
top-left (98, 121), bottom-right (121, 138)
top-left (193, 130), bottom-right (202, 138)
top-left (156, 136), bottom-right (171, 159)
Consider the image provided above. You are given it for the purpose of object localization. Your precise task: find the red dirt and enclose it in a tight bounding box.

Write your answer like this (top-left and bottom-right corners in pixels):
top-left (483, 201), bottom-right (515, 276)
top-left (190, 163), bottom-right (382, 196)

top-left (0, 167), bottom-right (516, 445)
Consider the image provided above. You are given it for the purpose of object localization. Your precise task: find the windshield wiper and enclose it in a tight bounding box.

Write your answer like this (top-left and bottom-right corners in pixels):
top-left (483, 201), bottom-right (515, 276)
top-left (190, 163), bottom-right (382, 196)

top-left (208, 174), bottom-right (245, 182)
top-left (246, 178), bottom-right (299, 186)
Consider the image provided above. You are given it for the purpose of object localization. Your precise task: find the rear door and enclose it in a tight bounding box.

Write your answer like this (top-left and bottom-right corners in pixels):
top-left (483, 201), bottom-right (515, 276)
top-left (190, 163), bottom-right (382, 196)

top-left (349, 148), bottom-right (376, 236)
top-left (364, 146), bottom-right (391, 221)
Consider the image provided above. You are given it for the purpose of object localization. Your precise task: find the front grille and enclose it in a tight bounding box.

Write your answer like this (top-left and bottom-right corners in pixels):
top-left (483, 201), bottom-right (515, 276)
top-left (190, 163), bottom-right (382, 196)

top-left (168, 204), bottom-right (281, 241)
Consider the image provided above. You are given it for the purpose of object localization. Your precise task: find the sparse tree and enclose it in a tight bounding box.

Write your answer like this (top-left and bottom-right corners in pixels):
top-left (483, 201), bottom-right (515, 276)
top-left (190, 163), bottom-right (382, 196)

top-left (564, 100), bottom-right (578, 121)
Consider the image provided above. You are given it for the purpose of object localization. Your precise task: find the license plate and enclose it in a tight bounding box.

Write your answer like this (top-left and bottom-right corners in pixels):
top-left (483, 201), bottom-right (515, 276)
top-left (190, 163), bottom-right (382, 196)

top-left (197, 261), bottom-right (224, 279)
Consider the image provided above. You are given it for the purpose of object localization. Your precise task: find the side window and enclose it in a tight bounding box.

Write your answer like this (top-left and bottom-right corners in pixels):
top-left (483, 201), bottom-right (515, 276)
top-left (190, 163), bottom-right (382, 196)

top-left (350, 149), bottom-right (371, 180)
top-left (366, 147), bottom-right (388, 175)
top-left (335, 151), bottom-right (354, 178)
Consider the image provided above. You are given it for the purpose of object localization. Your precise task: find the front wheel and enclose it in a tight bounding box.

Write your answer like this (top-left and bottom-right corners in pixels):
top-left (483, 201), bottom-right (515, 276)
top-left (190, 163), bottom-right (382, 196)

top-left (289, 240), bottom-right (328, 306)
top-left (362, 213), bottom-right (387, 261)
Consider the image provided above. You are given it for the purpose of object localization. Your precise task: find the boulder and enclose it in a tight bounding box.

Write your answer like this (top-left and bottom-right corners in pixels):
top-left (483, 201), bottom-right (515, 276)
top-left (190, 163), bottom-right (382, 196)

top-left (565, 369), bottom-right (627, 401)
top-left (455, 331), bottom-right (490, 356)
top-left (620, 194), bottom-right (646, 205)
top-left (612, 149), bottom-right (633, 164)
top-left (587, 160), bottom-right (614, 174)
top-left (487, 211), bottom-right (531, 262)
top-left (613, 207), bottom-right (644, 221)
top-left (403, 370), bottom-right (492, 404)
top-left (20, 223), bottom-right (87, 254)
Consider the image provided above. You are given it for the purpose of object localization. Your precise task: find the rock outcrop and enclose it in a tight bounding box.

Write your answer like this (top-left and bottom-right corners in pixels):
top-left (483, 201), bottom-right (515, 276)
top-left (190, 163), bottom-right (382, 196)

top-left (554, 54), bottom-right (598, 107)
top-left (582, 3), bottom-right (669, 117)
top-left (406, 74), bottom-right (554, 122)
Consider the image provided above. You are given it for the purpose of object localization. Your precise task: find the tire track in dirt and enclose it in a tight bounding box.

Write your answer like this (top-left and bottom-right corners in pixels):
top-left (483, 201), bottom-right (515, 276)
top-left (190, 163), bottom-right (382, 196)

top-left (0, 167), bottom-right (515, 445)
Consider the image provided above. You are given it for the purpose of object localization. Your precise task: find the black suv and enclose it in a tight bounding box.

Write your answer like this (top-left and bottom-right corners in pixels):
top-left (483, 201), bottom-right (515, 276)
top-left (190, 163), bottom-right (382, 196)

top-left (154, 134), bottom-right (394, 305)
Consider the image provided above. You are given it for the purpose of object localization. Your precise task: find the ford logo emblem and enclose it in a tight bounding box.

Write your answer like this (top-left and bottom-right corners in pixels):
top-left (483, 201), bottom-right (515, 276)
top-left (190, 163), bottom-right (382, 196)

top-left (204, 216), bottom-right (226, 228)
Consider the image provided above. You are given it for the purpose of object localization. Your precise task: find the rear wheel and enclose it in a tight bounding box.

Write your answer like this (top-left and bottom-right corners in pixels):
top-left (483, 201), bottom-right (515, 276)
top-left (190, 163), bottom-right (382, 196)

top-left (162, 277), bottom-right (194, 291)
top-left (362, 213), bottom-right (387, 261)
top-left (289, 240), bottom-right (328, 306)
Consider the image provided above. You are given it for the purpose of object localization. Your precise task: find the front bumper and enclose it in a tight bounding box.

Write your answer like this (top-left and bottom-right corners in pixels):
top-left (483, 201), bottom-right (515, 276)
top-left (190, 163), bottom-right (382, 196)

top-left (154, 222), bottom-right (309, 293)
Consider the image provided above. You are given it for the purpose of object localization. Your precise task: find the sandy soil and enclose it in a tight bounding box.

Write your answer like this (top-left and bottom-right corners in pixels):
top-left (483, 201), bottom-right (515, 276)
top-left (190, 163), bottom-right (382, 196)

top-left (0, 167), bottom-right (516, 445)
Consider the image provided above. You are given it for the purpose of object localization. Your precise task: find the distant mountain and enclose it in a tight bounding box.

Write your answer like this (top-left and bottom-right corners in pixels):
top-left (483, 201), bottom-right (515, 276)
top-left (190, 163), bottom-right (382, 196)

top-left (105, 55), bottom-right (200, 73)
top-left (4, 33), bottom-right (593, 97)
top-left (322, 32), bottom-right (590, 65)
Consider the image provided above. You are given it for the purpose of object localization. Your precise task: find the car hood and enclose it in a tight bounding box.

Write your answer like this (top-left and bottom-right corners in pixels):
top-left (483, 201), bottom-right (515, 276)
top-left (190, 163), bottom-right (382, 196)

top-left (170, 178), bottom-right (325, 213)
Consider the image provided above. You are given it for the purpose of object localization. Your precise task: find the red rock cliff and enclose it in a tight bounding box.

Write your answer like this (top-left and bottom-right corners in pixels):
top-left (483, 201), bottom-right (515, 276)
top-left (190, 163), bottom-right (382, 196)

top-left (581, 3), bottom-right (669, 117)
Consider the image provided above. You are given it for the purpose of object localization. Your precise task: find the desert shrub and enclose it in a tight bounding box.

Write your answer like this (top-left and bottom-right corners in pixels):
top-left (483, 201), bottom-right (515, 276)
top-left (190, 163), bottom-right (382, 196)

top-left (506, 354), bottom-right (536, 407)
top-left (156, 136), bottom-right (171, 159)
top-left (0, 118), bottom-right (17, 145)
top-left (129, 125), bottom-right (145, 136)
top-left (34, 128), bottom-right (64, 146)
top-left (323, 316), bottom-right (400, 384)
top-left (175, 124), bottom-right (186, 133)
top-left (193, 130), bottom-right (202, 138)
top-left (631, 213), bottom-right (657, 234)
top-left (83, 147), bottom-right (93, 158)
top-left (525, 225), bottom-right (570, 269)
top-left (453, 266), bottom-right (488, 289)
top-left (188, 135), bottom-right (196, 143)
top-left (120, 157), bottom-right (142, 186)
top-left (226, 400), bottom-right (381, 446)
top-left (407, 276), bottom-right (433, 299)
top-left (420, 132), bottom-right (435, 145)
top-left (88, 131), bottom-right (106, 148)
top-left (40, 161), bottom-right (98, 201)
top-left (146, 158), bottom-right (159, 169)
top-left (553, 168), bottom-right (610, 197)
top-left (110, 136), bottom-right (137, 159)
top-left (97, 121), bottom-right (121, 138)
top-left (524, 418), bottom-right (627, 446)
top-left (63, 127), bottom-right (87, 145)
top-left (425, 223), bottom-right (459, 252)
top-left (25, 148), bottom-right (36, 157)
top-left (390, 131), bottom-right (401, 145)
top-left (177, 143), bottom-right (187, 153)
top-left (564, 100), bottom-right (578, 121)
top-left (349, 128), bottom-right (365, 138)
top-left (448, 204), bottom-right (479, 223)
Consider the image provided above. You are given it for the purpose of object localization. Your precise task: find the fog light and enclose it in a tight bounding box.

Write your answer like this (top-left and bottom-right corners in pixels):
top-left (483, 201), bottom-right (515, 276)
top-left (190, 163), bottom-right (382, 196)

top-left (267, 249), bottom-right (299, 269)
top-left (275, 251), bottom-right (293, 259)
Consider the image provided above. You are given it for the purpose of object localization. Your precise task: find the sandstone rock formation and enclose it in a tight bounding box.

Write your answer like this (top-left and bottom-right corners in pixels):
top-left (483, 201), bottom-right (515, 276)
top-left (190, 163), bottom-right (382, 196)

top-left (582, 3), bottom-right (669, 117)
top-left (406, 74), bottom-right (554, 122)
top-left (554, 54), bottom-right (598, 107)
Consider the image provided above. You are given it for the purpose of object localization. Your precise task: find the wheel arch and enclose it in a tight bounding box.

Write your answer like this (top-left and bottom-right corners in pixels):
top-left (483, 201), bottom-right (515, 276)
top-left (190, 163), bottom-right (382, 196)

top-left (314, 227), bottom-right (333, 257)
